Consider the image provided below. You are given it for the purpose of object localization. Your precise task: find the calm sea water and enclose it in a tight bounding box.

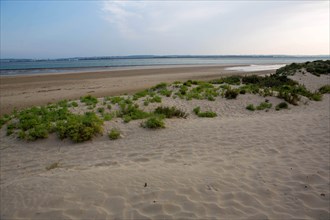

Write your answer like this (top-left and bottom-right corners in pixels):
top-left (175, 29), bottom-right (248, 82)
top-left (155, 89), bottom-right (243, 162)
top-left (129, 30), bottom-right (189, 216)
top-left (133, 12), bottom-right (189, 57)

top-left (0, 56), bottom-right (328, 76)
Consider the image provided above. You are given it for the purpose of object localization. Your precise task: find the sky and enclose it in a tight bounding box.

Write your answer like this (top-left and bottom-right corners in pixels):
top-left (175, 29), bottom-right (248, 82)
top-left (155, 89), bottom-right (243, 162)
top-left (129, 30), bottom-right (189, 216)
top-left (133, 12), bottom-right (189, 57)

top-left (0, 0), bottom-right (329, 59)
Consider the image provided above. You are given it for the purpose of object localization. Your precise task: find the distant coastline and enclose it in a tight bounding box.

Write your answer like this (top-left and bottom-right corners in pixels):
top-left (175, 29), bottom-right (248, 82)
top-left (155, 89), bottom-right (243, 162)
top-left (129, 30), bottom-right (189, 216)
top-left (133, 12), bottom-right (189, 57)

top-left (0, 55), bottom-right (328, 76)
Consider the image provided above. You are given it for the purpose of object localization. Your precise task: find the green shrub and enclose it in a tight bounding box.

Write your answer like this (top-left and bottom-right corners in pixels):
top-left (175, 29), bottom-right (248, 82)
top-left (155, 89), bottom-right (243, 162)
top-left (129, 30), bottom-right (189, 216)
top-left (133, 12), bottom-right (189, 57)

top-left (193, 106), bottom-right (201, 115)
top-left (197, 111), bottom-right (217, 118)
top-left (223, 76), bottom-right (241, 85)
top-left (154, 106), bottom-right (188, 118)
top-left (133, 90), bottom-right (148, 100)
top-left (80, 95), bottom-right (98, 106)
top-left (97, 107), bottom-right (105, 114)
top-left (71, 101), bottom-right (78, 107)
top-left (110, 96), bottom-right (125, 104)
top-left (242, 75), bottom-right (262, 84)
top-left (56, 112), bottom-right (103, 143)
top-left (319, 85), bottom-right (330, 94)
top-left (179, 85), bottom-right (188, 95)
top-left (159, 89), bottom-right (172, 97)
top-left (108, 128), bottom-right (120, 140)
top-left (150, 82), bottom-right (167, 91)
top-left (275, 102), bottom-right (288, 111)
top-left (224, 88), bottom-right (239, 99)
top-left (311, 93), bottom-right (322, 101)
top-left (150, 95), bottom-right (162, 103)
top-left (103, 113), bottom-right (114, 121)
top-left (246, 104), bottom-right (255, 111)
top-left (256, 102), bottom-right (272, 110)
top-left (141, 117), bottom-right (165, 129)
top-left (0, 114), bottom-right (11, 129)
top-left (239, 89), bottom-right (246, 94)
top-left (119, 103), bottom-right (149, 122)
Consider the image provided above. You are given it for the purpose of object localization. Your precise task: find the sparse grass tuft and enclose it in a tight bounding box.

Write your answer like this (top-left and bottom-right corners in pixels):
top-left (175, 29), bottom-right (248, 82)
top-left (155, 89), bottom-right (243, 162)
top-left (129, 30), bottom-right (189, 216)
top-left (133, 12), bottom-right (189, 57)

top-left (141, 116), bottom-right (165, 129)
top-left (246, 104), bottom-right (255, 111)
top-left (154, 106), bottom-right (188, 118)
top-left (80, 95), bottom-right (98, 106)
top-left (275, 102), bottom-right (288, 111)
top-left (319, 85), bottom-right (330, 94)
top-left (256, 102), bottom-right (272, 110)
top-left (108, 128), bottom-right (121, 140)
top-left (224, 88), bottom-right (239, 99)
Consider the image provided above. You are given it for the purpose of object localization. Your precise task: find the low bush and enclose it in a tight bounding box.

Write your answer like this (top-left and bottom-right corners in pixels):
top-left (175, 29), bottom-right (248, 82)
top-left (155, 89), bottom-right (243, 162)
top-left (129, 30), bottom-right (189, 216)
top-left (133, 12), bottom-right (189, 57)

top-left (118, 103), bottom-right (150, 122)
top-left (275, 102), bottom-right (288, 111)
top-left (141, 117), bottom-right (165, 129)
top-left (256, 102), bottom-right (272, 110)
top-left (80, 95), bottom-right (98, 106)
top-left (319, 85), bottom-right (330, 94)
top-left (193, 106), bottom-right (201, 114)
top-left (103, 113), bottom-right (114, 121)
top-left (56, 112), bottom-right (103, 142)
top-left (150, 82), bottom-right (168, 91)
top-left (150, 95), bottom-right (162, 103)
top-left (246, 104), bottom-right (255, 111)
top-left (71, 101), bottom-right (78, 107)
top-left (224, 88), bottom-right (239, 99)
top-left (154, 106), bottom-right (188, 118)
top-left (97, 107), bottom-right (105, 114)
top-left (108, 128), bottom-right (121, 140)
top-left (197, 111), bottom-right (217, 118)
top-left (133, 90), bottom-right (149, 100)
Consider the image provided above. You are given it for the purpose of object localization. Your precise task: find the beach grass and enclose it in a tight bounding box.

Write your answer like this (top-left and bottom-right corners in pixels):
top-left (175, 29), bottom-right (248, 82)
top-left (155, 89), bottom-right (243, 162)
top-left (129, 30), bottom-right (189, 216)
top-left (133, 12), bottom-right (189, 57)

top-left (1, 61), bottom-right (328, 142)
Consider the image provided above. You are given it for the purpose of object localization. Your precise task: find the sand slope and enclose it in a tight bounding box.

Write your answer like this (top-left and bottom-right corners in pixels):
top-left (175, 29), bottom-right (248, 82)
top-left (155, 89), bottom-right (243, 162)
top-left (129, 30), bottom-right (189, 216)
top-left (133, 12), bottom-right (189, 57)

top-left (1, 89), bottom-right (329, 219)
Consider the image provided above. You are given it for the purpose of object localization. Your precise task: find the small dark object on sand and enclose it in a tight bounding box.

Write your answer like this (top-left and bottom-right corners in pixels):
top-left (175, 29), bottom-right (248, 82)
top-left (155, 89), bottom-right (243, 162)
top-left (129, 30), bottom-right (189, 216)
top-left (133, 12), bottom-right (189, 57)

top-left (320, 193), bottom-right (325, 197)
top-left (144, 183), bottom-right (147, 187)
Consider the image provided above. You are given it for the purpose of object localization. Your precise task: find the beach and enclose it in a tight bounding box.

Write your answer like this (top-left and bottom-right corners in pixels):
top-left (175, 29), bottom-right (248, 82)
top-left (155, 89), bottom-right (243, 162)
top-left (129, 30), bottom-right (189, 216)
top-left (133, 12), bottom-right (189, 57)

top-left (0, 65), bottom-right (271, 115)
top-left (0, 65), bottom-right (329, 219)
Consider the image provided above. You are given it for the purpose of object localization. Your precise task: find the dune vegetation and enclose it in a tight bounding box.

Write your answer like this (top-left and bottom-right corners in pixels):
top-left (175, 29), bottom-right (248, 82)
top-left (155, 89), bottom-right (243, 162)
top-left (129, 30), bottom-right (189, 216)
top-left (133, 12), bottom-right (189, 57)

top-left (0, 61), bottom-right (329, 142)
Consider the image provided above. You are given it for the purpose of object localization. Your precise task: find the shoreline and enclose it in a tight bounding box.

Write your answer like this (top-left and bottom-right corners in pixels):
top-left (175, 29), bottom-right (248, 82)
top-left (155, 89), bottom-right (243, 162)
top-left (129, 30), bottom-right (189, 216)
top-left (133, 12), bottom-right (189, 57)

top-left (0, 65), bottom-right (275, 115)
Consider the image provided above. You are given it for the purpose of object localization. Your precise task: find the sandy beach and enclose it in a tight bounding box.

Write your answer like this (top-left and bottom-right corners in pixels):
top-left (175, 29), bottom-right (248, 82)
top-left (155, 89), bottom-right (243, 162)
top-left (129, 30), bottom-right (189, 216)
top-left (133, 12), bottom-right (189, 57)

top-left (0, 65), bottom-right (272, 116)
top-left (0, 66), bottom-right (329, 219)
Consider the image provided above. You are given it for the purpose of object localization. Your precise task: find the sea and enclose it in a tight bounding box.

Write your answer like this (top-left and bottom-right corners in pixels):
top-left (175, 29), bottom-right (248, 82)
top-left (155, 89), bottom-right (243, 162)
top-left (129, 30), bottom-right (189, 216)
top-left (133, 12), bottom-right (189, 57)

top-left (0, 55), bottom-right (328, 76)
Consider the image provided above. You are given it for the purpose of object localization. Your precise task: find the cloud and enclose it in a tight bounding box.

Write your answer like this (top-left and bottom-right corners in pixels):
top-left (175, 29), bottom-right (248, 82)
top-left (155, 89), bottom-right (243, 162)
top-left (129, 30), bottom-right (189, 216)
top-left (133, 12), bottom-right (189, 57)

top-left (102, 1), bottom-right (228, 37)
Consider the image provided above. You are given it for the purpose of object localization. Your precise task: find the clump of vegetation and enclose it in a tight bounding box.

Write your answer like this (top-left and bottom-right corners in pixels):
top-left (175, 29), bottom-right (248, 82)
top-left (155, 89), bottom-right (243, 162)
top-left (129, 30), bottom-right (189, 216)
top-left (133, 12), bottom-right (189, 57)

top-left (133, 90), bottom-right (149, 100)
top-left (256, 102), bottom-right (272, 110)
top-left (141, 116), bottom-right (165, 129)
top-left (154, 106), bottom-right (188, 118)
top-left (319, 85), bottom-right (330, 94)
top-left (71, 101), bottom-right (78, 107)
top-left (97, 107), bottom-right (105, 114)
top-left (80, 95), bottom-right (98, 106)
top-left (276, 60), bottom-right (330, 76)
top-left (275, 102), bottom-right (289, 111)
top-left (150, 82), bottom-right (168, 91)
top-left (210, 76), bottom-right (241, 85)
top-left (103, 113), bottom-right (114, 121)
top-left (246, 104), bottom-right (255, 111)
top-left (108, 128), bottom-right (121, 140)
top-left (56, 112), bottom-right (103, 142)
top-left (118, 103), bottom-right (149, 123)
top-left (197, 111), bottom-right (217, 118)
top-left (224, 88), bottom-right (239, 99)
top-left (193, 106), bottom-right (201, 115)
top-left (150, 95), bottom-right (162, 103)
top-left (193, 106), bottom-right (217, 117)
top-left (0, 114), bottom-right (12, 129)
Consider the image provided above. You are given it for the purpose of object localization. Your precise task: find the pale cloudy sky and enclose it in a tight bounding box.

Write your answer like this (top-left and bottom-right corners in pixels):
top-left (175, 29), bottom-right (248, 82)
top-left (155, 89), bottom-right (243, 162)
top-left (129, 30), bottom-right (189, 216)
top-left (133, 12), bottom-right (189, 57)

top-left (1, 1), bottom-right (329, 58)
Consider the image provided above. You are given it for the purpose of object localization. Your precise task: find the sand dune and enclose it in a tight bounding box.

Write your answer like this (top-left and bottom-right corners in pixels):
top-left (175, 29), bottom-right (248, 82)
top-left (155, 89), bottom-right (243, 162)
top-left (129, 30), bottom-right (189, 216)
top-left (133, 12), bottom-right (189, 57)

top-left (1, 72), bottom-right (329, 219)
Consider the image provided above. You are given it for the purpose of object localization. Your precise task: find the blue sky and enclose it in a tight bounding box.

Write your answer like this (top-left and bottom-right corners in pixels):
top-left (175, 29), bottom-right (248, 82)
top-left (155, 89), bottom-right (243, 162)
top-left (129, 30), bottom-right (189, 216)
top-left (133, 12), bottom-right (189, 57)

top-left (1, 0), bottom-right (329, 59)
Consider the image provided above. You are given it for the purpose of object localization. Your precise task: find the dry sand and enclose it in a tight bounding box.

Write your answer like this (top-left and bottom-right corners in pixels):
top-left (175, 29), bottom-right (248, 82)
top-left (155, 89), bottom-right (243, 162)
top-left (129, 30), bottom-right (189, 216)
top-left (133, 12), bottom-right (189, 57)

top-left (0, 65), bottom-right (271, 115)
top-left (0, 69), bottom-right (329, 220)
